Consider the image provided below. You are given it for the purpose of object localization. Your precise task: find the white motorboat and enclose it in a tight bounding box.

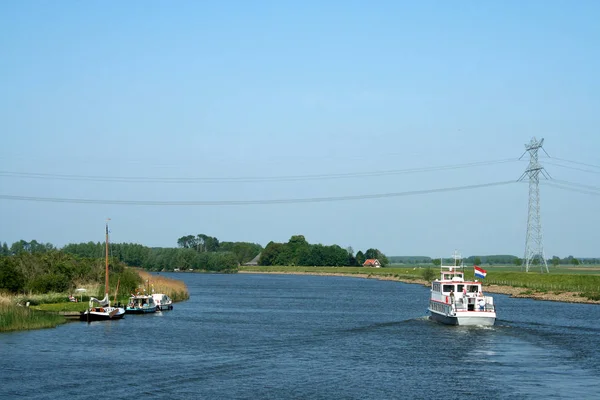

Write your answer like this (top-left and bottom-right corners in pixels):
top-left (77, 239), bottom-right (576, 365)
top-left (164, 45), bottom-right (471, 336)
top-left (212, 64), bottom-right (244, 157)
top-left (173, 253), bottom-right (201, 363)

top-left (152, 293), bottom-right (173, 311)
top-left (428, 251), bottom-right (496, 326)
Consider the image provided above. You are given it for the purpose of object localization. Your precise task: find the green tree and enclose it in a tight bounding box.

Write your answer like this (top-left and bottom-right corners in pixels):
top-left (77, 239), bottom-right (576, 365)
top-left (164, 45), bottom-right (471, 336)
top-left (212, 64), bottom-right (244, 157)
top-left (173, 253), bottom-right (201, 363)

top-left (346, 246), bottom-right (357, 266)
top-left (177, 235), bottom-right (196, 249)
top-left (551, 256), bottom-right (560, 267)
top-left (0, 256), bottom-right (26, 293)
top-left (473, 257), bottom-right (482, 266)
top-left (260, 242), bottom-right (284, 266)
top-left (432, 259), bottom-right (441, 266)
top-left (363, 248), bottom-right (389, 267)
top-left (514, 258), bottom-right (523, 267)
top-left (0, 242), bottom-right (9, 256)
top-left (355, 250), bottom-right (365, 266)
top-left (422, 267), bottom-right (436, 282)
top-left (287, 235), bottom-right (309, 266)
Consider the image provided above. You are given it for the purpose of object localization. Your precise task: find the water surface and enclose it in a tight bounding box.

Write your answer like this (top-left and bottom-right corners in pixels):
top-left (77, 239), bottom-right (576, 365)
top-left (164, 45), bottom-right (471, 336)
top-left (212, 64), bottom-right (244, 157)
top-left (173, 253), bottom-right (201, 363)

top-left (1, 273), bottom-right (598, 399)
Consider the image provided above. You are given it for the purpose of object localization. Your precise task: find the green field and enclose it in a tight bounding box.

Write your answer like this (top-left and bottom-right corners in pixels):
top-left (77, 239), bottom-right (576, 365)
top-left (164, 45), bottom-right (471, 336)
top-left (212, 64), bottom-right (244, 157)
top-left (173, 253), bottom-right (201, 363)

top-left (240, 265), bottom-right (600, 298)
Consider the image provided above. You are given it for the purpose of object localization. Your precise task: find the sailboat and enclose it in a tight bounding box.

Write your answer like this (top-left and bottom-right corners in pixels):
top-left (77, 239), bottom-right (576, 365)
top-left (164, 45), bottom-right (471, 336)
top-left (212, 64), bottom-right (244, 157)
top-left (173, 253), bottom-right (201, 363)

top-left (80, 219), bottom-right (126, 322)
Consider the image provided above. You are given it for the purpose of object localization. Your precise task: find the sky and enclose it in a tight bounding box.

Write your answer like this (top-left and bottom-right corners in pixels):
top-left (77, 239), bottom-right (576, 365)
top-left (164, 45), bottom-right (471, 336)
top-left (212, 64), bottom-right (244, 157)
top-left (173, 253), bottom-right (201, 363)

top-left (1, 1), bottom-right (599, 258)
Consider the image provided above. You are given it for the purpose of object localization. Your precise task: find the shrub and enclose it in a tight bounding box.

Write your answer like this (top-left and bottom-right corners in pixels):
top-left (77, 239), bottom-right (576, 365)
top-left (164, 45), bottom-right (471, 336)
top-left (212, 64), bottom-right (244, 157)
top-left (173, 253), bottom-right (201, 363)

top-left (422, 267), bottom-right (436, 282)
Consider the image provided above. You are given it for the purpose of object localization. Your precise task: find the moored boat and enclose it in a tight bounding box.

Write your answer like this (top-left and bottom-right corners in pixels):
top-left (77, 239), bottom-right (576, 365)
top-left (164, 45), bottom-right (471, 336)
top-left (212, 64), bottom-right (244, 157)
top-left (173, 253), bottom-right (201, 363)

top-left (428, 251), bottom-right (496, 326)
top-left (152, 293), bottom-right (173, 311)
top-left (126, 294), bottom-right (157, 314)
top-left (80, 219), bottom-right (126, 322)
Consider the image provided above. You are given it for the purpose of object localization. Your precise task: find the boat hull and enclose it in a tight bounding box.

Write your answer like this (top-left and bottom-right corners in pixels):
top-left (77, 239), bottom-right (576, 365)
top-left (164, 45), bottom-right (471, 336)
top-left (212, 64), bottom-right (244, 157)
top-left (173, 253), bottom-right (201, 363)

top-left (429, 310), bottom-right (495, 326)
top-left (80, 308), bottom-right (126, 321)
top-left (125, 306), bottom-right (157, 314)
top-left (156, 304), bottom-right (173, 311)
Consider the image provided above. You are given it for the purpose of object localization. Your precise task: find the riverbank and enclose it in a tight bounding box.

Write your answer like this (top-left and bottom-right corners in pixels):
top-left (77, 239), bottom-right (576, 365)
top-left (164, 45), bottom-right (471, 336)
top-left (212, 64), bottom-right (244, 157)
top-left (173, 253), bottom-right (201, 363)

top-left (238, 270), bottom-right (600, 305)
top-left (0, 269), bottom-right (191, 332)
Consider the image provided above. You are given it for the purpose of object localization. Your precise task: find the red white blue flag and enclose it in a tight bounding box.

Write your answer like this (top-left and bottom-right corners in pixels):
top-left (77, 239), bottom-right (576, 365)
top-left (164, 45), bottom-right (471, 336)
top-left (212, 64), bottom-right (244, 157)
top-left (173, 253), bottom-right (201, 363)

top-left (474, 265), bottom-right (487, 279)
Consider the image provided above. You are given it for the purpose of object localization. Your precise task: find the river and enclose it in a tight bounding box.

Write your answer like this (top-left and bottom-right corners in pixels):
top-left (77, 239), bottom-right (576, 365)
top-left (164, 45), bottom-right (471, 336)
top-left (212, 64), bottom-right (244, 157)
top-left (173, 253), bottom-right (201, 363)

top-left (1, 273), bottom-right (599, 399)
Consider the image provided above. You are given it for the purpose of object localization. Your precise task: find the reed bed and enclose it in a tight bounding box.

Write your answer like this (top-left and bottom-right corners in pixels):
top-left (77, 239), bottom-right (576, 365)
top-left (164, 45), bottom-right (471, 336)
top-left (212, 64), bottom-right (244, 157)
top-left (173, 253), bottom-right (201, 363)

top-left (136, 269), bottom-right (189, 302)
top-left (0, 302), bottom-right (65, 332)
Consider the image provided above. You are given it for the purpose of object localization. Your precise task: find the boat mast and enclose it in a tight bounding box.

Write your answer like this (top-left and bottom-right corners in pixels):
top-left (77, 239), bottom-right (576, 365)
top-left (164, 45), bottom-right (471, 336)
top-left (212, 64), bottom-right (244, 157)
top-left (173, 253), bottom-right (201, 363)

top-left (105, 218), bottom-right (110, 298)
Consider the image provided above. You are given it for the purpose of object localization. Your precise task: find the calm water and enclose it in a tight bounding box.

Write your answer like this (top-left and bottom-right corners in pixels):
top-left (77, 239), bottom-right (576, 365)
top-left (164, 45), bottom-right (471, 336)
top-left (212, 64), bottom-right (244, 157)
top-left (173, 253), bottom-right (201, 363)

top-left (1, 273), bottom-right (599, 400)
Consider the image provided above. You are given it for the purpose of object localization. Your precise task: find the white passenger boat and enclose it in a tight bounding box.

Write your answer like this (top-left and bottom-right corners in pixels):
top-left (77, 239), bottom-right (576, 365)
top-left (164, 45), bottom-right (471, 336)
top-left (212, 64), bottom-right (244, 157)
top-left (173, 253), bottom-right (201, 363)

top-left (428, 251), bottom-right (496, 326)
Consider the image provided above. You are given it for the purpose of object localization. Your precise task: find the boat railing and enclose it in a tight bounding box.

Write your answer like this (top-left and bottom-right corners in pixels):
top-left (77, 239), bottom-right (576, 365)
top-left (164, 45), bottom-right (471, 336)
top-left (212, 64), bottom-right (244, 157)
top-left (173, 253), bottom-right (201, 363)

top-left (447, 294), bottom-right (495, 312)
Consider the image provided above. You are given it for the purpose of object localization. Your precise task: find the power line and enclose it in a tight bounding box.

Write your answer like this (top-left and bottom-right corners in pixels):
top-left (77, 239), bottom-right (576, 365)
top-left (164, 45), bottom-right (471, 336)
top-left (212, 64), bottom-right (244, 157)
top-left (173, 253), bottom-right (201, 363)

top-left (547, 156), bottom-right (600, 170)
top-left (545, 179), bottom-right (600, 194)
top-left (0, 158), bottom-right (519, 184)
top-left (0, 180), bottom-right (516, 206)
top-left (543, 161), bottom-right (600, 175)
top-left (543, 182), bottom-right (600, 197)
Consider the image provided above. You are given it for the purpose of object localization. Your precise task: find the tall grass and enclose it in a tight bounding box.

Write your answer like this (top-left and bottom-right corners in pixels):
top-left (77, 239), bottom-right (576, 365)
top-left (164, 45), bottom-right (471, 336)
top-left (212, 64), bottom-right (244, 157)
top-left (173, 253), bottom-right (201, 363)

top-left (137, 270), bottom-right (189, 302)
top-left (0, 303), bottom-right (65, 332)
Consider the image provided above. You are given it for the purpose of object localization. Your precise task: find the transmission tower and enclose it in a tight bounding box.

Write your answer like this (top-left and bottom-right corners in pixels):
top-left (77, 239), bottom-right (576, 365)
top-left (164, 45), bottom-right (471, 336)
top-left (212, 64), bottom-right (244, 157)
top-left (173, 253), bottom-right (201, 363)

top-left (518, 137), bottom-right (550, 272)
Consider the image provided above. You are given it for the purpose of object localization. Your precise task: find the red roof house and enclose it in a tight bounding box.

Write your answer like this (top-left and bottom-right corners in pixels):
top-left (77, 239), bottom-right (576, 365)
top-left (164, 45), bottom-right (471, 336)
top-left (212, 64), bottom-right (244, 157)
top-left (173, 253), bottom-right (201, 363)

top-left (363, 259), bottom-right (381, 268)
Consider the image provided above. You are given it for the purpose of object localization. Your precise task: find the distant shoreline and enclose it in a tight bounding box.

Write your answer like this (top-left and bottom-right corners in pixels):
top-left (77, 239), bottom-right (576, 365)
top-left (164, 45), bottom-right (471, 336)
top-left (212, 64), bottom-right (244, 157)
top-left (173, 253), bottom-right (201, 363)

top-left (238, 270), bottom-right (600, 305)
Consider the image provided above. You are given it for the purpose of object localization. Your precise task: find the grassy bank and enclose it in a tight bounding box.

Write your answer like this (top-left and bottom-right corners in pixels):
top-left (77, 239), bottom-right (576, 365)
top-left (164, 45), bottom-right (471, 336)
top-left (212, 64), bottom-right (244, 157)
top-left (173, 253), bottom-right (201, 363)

top-left (0, 268), bottom-right (191, 332)
top-left (0, 302), bottom-right (66, 332)
top-left (239, 265), bottom-right (600, 302)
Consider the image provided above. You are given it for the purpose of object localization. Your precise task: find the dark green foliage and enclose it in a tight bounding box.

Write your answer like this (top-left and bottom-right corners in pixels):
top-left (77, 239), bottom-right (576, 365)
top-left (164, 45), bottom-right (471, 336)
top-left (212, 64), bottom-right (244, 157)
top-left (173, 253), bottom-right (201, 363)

top-left (205, 252), bottom-right (238, 271)
top-left (355, 250), bottom-right (365, 266)
top-left (364, 248), bottom-right (389, 267)
top-left (28, 273), bottom-right (70, 293)
top-left (259, 242), bottom-right (285, 266)
top-left (464, 255), bottom-right (518, 265)
top-left (177, 234), bottom-right (220, 252)
top-left (422, 267), bottom-right (436, 282)
top-left (62, 234), bottom-right (261, 272)
top-left (388, 256), bottom-right (432, 264)
top-left (258, 236), bottom-right (388, 267)
top-left (0, 256), bottom-right (26, 293)
top-left (219, 241), bottom-right (262, 264)
top-left (117, 268), bottom-right (142, 295)
top-left (6, 240), bottom-right (54, 255)
top-left (514, 258), bottom-right (523, 266)
top-left (0, 250), bottom-right (141, 297)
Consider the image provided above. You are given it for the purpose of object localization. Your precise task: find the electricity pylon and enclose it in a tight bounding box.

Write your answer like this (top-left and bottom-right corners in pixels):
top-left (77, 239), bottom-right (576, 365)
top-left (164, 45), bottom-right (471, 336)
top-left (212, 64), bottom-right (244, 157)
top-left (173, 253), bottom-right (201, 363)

top-left (518, 137), bottom-right (550, 272)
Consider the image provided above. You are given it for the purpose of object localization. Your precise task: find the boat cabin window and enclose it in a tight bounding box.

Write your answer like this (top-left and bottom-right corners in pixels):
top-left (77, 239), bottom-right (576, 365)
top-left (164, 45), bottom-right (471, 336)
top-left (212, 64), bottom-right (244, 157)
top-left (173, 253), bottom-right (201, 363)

top-left (443, 274), bottom-right (453, 280)
top-left (467, 285), bottom-right (479, 293)
top-left (432, 283), bottom-right (441, 292)
top-left (456, 284), bottom-right (464, 293)
top-left (442, 285), bottom-right (455, 293)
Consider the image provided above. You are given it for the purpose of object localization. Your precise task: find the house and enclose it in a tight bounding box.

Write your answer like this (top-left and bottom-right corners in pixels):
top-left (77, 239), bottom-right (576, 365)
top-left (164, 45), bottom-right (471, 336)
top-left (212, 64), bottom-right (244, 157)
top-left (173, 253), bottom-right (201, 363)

top-left (363, 259), bottom-right (381, 268)
top-left (243, 252), bottom-right (261, 266)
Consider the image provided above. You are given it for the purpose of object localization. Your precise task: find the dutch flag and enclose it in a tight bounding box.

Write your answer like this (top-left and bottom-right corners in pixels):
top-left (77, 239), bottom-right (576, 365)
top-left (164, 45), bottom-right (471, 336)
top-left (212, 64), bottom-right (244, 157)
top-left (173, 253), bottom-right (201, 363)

top-left (474, 265), bottom-right (487, 279)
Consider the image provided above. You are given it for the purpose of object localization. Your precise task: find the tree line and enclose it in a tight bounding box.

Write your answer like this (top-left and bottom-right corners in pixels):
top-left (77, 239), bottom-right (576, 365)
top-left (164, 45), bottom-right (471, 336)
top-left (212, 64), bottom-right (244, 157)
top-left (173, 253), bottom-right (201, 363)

top-left (0, 251), bottom-right (141, 296)
top-left (258, 235), bottom-right (389, 267)
top-left (1, 235), bottom-right (263, 277)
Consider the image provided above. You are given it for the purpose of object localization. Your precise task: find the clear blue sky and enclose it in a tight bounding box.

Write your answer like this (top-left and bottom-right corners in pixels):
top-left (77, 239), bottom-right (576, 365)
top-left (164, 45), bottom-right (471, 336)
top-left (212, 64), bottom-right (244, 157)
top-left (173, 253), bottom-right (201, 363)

top-left (1, 1), bottom-right (599, 258)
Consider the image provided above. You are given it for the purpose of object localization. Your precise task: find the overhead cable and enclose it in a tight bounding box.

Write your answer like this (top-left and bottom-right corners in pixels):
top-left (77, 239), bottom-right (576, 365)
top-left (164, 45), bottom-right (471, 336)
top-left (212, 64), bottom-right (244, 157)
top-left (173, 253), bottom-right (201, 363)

top-left (0, 158), bottom-right (519, 184)
top-left (0, 180), bottom-right (516, 206)
top-left (547, 156), bottom-right (600, 170)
